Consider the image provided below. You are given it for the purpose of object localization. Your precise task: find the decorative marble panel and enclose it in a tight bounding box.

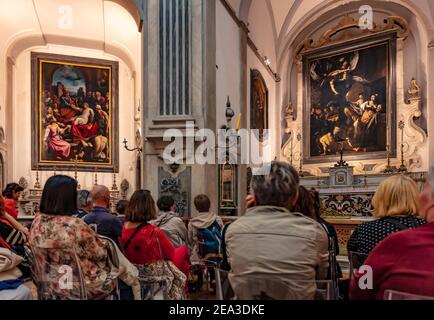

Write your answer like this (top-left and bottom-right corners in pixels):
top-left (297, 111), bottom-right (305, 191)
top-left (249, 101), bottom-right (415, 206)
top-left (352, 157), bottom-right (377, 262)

top-left (158, 166), bottom-right (191, 217)
top-left (320, 193), bottom-right (373, 217)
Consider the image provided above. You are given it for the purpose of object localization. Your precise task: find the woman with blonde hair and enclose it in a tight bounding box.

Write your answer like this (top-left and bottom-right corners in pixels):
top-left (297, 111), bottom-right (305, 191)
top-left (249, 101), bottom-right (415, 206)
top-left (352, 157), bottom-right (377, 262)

top-left (347, 174), bottom-right (425, 257)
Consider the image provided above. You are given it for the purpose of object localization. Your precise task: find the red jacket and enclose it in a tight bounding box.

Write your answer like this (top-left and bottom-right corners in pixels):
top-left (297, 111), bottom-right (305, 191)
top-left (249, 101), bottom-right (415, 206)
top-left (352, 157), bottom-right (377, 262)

top-left (4, 198), bottom-right (18, 220)
top-left (350, 222), bottom-right (434, 300)
top-left (121, 224), bottom-right (175, 265)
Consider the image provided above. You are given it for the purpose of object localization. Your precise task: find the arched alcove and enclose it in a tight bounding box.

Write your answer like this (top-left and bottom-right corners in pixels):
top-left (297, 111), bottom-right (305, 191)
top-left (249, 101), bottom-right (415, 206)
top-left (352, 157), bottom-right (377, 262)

top-left (0, 0), bottom-right (143, 194)
top-left (276, 2), bottom-right (430, 174)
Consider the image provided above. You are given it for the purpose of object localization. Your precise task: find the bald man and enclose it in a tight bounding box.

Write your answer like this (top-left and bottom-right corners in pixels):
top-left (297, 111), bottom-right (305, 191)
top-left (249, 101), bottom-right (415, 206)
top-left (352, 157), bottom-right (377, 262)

top-left (83, 185), bottom-right (123, 246)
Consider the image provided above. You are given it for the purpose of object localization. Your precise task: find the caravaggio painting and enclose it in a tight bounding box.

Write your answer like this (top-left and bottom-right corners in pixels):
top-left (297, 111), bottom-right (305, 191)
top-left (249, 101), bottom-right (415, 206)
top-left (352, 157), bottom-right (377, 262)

top-left (303, 33), bottom-right (397, 164)
top-left (31, 53), bottom-right (119, 172)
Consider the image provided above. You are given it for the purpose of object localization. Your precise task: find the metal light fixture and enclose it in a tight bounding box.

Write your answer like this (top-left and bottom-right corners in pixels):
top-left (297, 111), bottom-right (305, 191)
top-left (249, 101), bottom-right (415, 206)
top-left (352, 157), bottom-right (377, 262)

top-left (123, 138), bottom-right (142, 153)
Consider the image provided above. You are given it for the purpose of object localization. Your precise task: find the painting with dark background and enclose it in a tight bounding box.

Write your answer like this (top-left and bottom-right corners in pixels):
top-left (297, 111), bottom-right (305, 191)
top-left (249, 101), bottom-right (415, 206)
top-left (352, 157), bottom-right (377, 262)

top-left (303, 34), bottom-right (396, 163)
top-left (32, 53), bottom-right (118, 172)
top-left (250, 69), bottom-right (269, 140)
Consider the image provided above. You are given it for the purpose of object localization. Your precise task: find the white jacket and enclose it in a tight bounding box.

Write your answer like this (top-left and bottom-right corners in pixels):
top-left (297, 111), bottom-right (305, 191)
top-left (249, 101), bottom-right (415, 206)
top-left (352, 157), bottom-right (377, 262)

top-left (0, 248), bottom-right (23, 282)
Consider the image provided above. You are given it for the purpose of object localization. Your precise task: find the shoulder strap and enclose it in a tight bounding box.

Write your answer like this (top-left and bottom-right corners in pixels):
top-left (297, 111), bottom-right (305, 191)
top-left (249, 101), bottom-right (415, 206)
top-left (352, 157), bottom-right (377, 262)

top-left (383, 217), bottom-right (410, 231)
top-left (220, 223), bottom-right (231, 270)
top-left (122, 222), bottom-right (147, 252)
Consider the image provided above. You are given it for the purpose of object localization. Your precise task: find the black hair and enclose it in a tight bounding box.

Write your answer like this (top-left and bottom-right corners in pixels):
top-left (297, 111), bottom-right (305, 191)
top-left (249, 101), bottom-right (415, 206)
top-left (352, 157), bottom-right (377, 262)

top-left (157, 195), bottom-right (175, 212)
top-left (2, 183), bottom-right (24, 199)
top-left (116, 200), bottom-right (129, 215)
top-left (39, 175), bottom-right (78, 216)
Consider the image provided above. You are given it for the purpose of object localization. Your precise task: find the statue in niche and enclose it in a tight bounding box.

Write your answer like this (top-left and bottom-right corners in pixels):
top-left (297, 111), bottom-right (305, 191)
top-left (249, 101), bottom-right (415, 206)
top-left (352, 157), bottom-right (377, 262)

top-left (407, 78), bottom-right (420, 100)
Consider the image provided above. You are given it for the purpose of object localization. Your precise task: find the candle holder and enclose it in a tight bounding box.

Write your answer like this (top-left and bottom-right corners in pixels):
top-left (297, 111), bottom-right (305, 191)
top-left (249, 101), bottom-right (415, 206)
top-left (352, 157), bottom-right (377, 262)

top-left (383, 145), bottom-right (397, 174)
top-left (297, 133), bottom-right (304, 177)
top-left (94, 167), bottom-right (98, 185)
top-left (74, 155), bottom-right (81, 190)
top-left (334, 138), bottom-right (348, 168)
top-left (112, 174), bottom-right (118, 191)
top-left (290, 131), bottom-right (294, 166)
top-left (34, 166), bottom-right (41, 189)
top-left (398, 121), bottom-right (408, 173)
top-left (363, 170), bottom-right (368, 188)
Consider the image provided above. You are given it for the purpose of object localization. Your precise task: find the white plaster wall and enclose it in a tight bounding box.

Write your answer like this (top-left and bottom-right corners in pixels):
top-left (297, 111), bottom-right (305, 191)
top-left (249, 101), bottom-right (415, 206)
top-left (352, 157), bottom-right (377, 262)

top-left (247, 0), bottom-right (276, 72)
top-left (11, 45), bottom-right (137, 195)
top-left (227, 0), bottom-right (242, 13)
top-left (216, 0), bottom-right (242, 127)
top-left (246, 48), bottom-right (278, 158)
top-left (216, 0), bottom-right (279, 159)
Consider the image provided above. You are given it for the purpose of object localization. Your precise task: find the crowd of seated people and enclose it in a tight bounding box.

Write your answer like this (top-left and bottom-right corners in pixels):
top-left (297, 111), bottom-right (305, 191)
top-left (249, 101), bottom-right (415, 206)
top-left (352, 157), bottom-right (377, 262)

top-left (1, 162), bottom-right (434, 300)
top-left (349, 174), bottom-right (433, 300)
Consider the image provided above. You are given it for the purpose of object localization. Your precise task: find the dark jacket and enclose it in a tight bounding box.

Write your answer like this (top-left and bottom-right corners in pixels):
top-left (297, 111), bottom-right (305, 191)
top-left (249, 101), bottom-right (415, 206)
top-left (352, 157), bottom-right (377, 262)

top-left (83, 207), bottom-right (123, 246)
top-left (73, 209), bottom-right (89, 219)
top-left (347, 216), bottom-right (426, 257)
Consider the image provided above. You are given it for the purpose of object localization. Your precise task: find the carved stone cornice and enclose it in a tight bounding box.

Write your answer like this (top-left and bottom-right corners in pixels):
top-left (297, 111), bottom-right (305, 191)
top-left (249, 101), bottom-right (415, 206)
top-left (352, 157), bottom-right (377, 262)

top-left (295, 15), bottom-right (409, 62)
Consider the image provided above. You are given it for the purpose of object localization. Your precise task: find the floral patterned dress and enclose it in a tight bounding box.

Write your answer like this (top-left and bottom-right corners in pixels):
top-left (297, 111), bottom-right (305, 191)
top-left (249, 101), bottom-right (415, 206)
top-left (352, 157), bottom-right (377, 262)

top-left (29, 214), bottom-right (116, 299)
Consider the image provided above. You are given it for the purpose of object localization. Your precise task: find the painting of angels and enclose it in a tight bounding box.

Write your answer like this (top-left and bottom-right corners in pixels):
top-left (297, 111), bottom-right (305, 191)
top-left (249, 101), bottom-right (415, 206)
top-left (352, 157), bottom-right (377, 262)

top-left (303, 34), bottom-right (397, 164)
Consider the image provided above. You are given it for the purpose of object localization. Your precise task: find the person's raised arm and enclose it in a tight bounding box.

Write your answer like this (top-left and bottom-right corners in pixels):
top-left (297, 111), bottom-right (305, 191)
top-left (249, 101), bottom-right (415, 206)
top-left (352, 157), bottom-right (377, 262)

top-left (0, 209), bottom-right (29, 239)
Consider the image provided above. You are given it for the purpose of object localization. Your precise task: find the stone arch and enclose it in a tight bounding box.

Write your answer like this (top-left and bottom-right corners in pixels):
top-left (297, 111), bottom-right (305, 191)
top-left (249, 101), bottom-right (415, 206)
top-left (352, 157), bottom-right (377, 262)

top-left (0, 127), bottom-right (4, 144)
top-left (0, 152), bottom-right (4, 192)
top-left (1, 0), bottom-right (143, 180)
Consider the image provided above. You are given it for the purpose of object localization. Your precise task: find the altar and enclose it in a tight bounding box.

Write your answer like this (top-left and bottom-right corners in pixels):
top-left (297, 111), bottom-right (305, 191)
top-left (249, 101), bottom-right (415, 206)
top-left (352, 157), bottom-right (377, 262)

top-left (300, 169), bottom-right (425, 257)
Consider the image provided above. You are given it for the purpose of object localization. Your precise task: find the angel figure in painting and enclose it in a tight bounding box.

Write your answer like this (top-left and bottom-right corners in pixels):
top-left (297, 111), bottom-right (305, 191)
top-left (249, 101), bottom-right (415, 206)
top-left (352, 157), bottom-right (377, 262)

top-left (351, 94), bottom-right (382, 152)
top-left (310, 52), bottom-right (370, 107)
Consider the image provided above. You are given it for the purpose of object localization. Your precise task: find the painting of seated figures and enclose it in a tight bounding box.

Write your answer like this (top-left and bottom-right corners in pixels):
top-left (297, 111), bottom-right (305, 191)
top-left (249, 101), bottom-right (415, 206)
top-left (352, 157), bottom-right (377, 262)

top-left (31, 53), bottom-right (119, 172)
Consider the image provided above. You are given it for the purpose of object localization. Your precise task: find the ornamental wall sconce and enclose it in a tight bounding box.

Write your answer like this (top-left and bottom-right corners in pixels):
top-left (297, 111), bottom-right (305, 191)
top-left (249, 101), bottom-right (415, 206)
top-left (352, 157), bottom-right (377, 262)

top-left (123, 138), bottom-right (142, 153)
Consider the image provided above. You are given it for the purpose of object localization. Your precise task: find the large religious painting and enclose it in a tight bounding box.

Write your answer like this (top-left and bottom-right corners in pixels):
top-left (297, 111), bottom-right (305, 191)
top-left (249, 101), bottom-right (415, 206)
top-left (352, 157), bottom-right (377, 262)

top-left (303, 32), bottom-right (397, 164)
top-left (31, 53), bottom-right (119, 172)
top-left (250, 69), bottom-right (268, 140)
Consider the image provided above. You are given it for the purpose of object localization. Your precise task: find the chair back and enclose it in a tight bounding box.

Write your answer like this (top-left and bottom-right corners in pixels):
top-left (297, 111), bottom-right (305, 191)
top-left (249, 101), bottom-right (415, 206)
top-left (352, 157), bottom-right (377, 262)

top-left (197, 239), bottom-right (223, 265)
top-left (138, 278), bottom-right (168, 300)
top-left (230, 273), bottom-right (335, 300)
top-left (348, 251), bottom-right (368, 279)
top-left (319, 222), bottom-right (340, 298)
top-left (25, 245), bottom-right (87, 300)
top-left (215, 268), bottom-right (233, 300)
top-left (384, 290), bottom-right (434, 300)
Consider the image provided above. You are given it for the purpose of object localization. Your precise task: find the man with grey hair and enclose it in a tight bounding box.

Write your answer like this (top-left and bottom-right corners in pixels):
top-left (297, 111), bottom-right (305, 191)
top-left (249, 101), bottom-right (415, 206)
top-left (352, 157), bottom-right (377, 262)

top-left (83, 185), bottom-right (123, 246)
top-left (225, 161), bottom-right (329, 300)
top-left (74, 190), bottom-right (93, 219)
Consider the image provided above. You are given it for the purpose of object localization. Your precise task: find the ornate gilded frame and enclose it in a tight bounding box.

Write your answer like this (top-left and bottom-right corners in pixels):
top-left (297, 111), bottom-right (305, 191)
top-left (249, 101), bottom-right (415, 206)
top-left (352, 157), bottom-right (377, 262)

top-left (302, 31), bottom-right (397, 164)
top-left (31, 52), bottom-right (119, 173)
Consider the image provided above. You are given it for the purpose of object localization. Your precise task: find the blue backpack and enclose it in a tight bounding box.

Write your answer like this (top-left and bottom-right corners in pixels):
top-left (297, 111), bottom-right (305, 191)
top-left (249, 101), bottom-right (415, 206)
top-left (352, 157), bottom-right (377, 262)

top-left (196, 220), bottom-right (223, 262)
